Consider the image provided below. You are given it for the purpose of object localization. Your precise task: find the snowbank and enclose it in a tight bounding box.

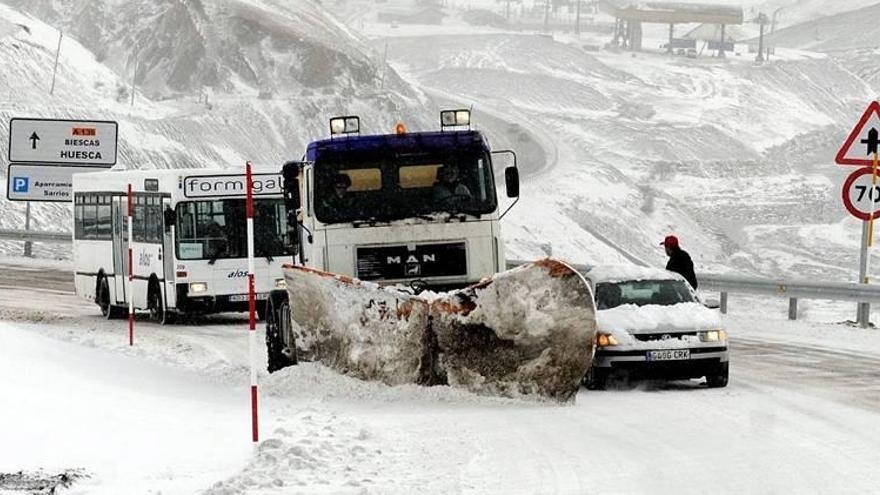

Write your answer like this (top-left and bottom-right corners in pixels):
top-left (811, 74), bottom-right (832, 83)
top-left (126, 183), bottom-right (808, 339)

top-left (285, 259), bottom-right (596, 400)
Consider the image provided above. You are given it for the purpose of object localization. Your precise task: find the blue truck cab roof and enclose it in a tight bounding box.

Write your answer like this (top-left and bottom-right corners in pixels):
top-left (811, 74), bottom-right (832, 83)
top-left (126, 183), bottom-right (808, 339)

top-left (306, 130), bottom-right (491, 162)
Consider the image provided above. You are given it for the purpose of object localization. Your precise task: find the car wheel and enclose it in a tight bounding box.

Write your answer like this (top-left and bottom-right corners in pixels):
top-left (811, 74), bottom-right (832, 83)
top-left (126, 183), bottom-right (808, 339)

top-left (706, 362), bottom-right (729, 388)
top-left (584, 366), bottom-right (608, 390)
top-left (266, 291), bottom-right (296, 373)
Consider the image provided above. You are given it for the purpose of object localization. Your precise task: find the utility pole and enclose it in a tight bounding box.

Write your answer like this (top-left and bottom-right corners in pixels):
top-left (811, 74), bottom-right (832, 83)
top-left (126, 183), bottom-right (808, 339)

top-left (755, 13), bottom-right (768, 63)
top-left (543, 0), bottom-right (550, 33)
top-left (130, 50), bottom-right (139, 107)
top-left (49, 30), bottom-right (62, 95)
top-left (575, 0), bottom-right (581, 36)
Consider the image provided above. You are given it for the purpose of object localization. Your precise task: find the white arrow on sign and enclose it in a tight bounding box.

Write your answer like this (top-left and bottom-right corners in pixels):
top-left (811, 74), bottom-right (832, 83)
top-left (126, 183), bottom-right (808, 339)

top-left (8, 118), bottom-right (118, 166)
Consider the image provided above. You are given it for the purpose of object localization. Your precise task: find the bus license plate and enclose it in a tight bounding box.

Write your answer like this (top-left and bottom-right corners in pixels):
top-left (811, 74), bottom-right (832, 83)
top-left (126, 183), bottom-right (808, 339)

top-left (647, 349), bottom-right (690, 361)
top-left (229, 293), bottom-right (268, 302)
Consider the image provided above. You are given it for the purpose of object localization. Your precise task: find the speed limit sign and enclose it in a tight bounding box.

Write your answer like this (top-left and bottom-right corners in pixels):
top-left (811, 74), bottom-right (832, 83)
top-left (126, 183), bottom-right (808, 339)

top-left (842, 166), bottom-right (880, 220)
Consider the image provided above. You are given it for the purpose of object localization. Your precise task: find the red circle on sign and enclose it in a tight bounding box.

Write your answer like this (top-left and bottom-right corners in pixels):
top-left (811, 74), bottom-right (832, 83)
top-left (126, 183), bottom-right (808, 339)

top-left (842, 166), bottom-right (880, 220)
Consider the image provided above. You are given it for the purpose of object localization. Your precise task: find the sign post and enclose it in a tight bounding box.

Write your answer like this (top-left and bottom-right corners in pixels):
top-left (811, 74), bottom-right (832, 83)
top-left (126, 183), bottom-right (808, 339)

top-left (837, 102), bottom-right (880, 328)
top-left (245, 161), bottom-right (259, 444)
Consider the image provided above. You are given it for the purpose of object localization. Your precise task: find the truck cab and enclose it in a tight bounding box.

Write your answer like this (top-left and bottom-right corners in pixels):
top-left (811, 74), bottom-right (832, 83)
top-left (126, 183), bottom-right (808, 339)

top-left (284, 111), bottom-right (519, 291)
top-left (264, 111), bottom-right (520, 371)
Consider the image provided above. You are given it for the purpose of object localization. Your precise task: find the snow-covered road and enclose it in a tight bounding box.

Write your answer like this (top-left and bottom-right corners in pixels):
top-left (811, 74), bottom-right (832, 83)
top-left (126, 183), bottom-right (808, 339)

top-left (2, 268), bottom-right (880, 493)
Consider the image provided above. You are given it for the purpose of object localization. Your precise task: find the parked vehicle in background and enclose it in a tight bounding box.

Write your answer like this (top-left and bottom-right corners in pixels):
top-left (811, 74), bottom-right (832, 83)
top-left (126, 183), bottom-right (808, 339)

top-left (583, 265), bottom-right (729, 389)
top-left (72, 168), bottom-right (292, 323)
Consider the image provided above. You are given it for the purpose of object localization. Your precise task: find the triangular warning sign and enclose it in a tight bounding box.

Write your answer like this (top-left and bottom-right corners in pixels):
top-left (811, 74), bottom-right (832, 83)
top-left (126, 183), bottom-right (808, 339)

top-left (837, 101), bottom-right (880, 166)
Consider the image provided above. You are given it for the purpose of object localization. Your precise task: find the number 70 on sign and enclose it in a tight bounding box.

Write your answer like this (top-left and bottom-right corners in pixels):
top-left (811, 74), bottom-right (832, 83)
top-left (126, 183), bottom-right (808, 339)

top-left (842, 167), bottom-right (880, 221)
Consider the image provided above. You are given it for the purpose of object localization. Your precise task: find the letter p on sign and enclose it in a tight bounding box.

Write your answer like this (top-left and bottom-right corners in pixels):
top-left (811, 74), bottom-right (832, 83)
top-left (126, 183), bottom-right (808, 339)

top-left (12, 177), bottom-right (29, 193)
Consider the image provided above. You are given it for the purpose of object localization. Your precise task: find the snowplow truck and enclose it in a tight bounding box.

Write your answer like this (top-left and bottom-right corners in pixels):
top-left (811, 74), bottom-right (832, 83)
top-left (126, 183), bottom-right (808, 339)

top-left (265, 111), bottom-right (597, 401)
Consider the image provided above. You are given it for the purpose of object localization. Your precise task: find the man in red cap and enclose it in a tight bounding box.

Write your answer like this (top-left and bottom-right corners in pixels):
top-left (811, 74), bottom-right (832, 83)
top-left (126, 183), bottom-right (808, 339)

top-left (662, 235), bottom-right (697, 289)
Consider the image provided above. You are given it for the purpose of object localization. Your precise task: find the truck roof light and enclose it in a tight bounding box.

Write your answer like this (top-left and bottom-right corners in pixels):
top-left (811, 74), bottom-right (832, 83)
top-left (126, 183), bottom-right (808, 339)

top-left (395, 122), bottom-right (407, 135)
top-left (330, 116), bottom-right (360, 136)
top-left (440, 109), bottom-right (471, 130)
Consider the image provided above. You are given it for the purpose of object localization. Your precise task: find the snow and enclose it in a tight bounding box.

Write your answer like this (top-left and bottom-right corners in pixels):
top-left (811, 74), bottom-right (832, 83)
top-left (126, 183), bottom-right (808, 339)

top-left (285, 259), bottom-right (596, 400)
top-left (4, 285), bottom-right (880, 492)
top-left (600, 301), bottom-right (721, 333)
top-left (586, 263), bottom-right (683, 284)
top-left (0, 321), bottom-right (252, 495)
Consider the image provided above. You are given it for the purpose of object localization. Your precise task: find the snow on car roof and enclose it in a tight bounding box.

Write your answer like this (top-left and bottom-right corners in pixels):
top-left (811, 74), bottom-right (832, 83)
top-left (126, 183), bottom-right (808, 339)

top-left (584, 264), bottom-right (685, 284)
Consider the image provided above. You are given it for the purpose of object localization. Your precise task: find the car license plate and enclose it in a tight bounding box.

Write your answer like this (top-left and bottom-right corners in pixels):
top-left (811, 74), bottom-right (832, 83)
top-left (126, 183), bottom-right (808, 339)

top-left (647, 349), bottom-right (690, 361)
top-left (229, 293), bottom-right (268, 302)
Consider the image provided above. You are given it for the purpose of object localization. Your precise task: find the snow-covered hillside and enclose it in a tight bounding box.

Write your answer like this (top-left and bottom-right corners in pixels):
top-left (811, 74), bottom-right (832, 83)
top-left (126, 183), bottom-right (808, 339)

top-left (0, 0), bottom-right (430, 256)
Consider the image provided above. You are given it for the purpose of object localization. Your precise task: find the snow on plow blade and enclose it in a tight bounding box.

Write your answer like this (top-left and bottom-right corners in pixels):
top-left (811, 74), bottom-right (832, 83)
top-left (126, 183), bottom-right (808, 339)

top-left (283, 259), bottom-right (596, 401)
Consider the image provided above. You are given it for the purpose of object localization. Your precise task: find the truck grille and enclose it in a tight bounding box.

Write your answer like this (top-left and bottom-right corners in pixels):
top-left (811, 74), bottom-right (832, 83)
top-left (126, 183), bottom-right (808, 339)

top-left (356, 242), bottom-right (467, 281)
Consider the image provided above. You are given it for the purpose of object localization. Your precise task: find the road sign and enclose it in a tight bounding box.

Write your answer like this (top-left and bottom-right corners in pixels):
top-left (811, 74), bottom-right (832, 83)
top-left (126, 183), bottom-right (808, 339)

top-left (842, 166), bottom-right (880, 220)
top-left (8, 118), bottom-right (118, 166)
top-left (836, 102), bottom-right (880, 166)
top-left (6, 164), bottom-right (106, 202)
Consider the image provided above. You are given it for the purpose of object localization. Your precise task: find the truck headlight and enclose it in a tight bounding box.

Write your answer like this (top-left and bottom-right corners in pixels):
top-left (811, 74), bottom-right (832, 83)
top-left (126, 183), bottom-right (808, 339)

top-left (275, 278), bottom-right (287, 289)
top-left (597, 332), bottom-right (619, 347)
top-left (700, 330), bottom-right (727, 342)
top-left (189, 282), bottom-right (208, 294)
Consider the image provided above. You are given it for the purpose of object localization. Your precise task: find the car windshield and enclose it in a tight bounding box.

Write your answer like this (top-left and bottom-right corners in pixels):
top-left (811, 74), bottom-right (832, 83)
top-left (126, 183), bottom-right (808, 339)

top-left (175, 198), bottom-right (294, 261)
top-left (595, 279), bottom-right (696, 310)
top-left (313, 149), bottom-right (498, 223)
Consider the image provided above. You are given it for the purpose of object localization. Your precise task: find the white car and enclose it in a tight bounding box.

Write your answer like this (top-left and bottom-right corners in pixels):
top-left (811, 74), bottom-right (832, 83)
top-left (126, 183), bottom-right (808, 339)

top-left (583, 265), bottom-right (729, 389)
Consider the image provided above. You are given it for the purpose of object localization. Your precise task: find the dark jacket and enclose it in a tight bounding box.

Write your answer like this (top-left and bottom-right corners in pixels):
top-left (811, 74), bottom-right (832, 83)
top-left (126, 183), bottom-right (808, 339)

top-left (666, 247), bottom-right (698, 289)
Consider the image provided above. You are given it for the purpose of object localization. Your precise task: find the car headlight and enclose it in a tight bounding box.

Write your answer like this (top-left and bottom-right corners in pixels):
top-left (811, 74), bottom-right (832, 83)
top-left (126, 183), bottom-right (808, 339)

top-left (700, 330), bottom-right (727, 342)
top-left (275, 278), bottom-right (287, 289)
top-left (189, 282), bottom-right (208, 294)
top-left (597, 332), bottom-right (619, 347)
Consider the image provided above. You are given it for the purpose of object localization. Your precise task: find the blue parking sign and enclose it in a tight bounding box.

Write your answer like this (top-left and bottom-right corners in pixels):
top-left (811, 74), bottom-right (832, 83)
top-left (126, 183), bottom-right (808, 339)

top-left (12, 177), bottom-right (29, 193)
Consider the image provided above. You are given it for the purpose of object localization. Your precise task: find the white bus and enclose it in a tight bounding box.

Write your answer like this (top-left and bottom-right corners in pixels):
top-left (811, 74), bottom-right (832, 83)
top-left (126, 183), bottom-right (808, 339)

top-left (72, 168), bottom-right (292, 323)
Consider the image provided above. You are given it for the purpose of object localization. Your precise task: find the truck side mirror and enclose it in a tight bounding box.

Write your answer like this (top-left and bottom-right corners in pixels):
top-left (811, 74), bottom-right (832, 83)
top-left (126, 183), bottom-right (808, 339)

top-left (281, 161), bottom-right (302, 221)
top-left (505, 166), bottom-right (519, 198)
top-left (163, 207), bottom-right (176, 232)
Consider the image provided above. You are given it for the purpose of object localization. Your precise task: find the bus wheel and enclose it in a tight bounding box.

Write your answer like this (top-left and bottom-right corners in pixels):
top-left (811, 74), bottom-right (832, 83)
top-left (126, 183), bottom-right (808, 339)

top-left (98, 276), bottom-right (125, 320)
top-left (148, 281), bottom-right (168, 325)
top-left (266, 291), bottom-right (296, 373)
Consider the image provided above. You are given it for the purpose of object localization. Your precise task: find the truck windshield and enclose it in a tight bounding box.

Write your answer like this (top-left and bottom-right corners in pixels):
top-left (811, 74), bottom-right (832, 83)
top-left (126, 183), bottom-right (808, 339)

top-left (595, 280), bottom-right (696, 310)
top-left (175, 198), bottom-right (294, 261)
top-left (313, 150), bottom-right (498, 223)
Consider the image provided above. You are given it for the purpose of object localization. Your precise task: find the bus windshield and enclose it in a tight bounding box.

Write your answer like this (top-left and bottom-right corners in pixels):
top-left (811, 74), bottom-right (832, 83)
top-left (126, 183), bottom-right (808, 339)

top-left (175, 198), bottom-right (293, 261)
top-left (313, 149), bottom-right (498, 224)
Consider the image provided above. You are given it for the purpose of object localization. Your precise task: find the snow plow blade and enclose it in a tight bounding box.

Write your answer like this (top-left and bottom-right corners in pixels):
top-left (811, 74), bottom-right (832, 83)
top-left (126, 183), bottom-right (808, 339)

top-left (283, 259), bottom-right (596, 401)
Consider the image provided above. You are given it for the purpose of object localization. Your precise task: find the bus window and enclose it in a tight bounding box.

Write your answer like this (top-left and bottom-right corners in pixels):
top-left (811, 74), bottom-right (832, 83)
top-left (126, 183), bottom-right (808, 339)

top-left (175, 198), bottom-right (292, 261)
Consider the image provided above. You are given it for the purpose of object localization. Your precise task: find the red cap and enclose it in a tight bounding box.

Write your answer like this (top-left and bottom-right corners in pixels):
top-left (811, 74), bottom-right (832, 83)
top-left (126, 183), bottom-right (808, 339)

top-left (661, 235), bottom-right (679, 248)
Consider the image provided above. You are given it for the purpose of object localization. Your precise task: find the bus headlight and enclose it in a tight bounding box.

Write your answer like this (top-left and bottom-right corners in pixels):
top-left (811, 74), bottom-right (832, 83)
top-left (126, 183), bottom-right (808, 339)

top-left (700, 330), bottom-right (727, 342)
top-left (189, 282), bottom-right (208, 294)
top-left (275, 278), bottom-right (286, 289)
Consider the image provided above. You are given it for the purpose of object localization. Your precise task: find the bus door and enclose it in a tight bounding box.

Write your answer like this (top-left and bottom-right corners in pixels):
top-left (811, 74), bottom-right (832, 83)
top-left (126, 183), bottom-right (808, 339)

top-left (111, 196), bottom-right (128, 305)
top-left (161, 197), bottom-right (176, 309)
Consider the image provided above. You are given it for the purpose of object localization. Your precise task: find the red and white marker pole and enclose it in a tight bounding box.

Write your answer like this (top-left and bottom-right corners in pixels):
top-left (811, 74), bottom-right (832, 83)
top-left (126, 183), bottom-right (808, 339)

top-left (245, 161), bottom-right (259, 444)
top-left (127, 183), bottom-right (134, 346)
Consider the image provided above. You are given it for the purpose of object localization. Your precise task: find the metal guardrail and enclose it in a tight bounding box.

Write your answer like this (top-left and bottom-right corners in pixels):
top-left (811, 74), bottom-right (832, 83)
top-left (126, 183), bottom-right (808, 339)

top-left (0, 229), bottom-right (71, 243)
top-left (509, 259), bottom-right (876, 326)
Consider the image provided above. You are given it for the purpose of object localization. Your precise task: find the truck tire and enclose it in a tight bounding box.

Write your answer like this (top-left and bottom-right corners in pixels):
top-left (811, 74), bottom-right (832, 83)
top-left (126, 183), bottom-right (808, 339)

top-left (266, 290), bottom-right (296, 372)
top-left (706, 362), bottom-right (729, 388)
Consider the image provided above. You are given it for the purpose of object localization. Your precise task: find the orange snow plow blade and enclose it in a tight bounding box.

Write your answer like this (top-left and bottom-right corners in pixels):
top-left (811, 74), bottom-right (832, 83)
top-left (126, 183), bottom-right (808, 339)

top-left (283, 259), bottom-right (596, 401)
